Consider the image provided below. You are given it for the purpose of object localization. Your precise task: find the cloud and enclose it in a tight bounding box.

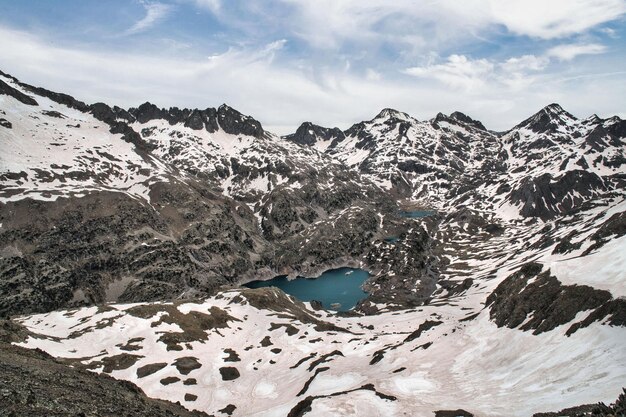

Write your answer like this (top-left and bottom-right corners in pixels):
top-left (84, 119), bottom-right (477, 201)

top-left (404, 55), bottom-right (494, 90)
top-left (0, 25), bottom-right (625, 135)
top-left (547, 43), bottom-right (608, 61)
top-left (126, 2), bottom-right (173, 35)
top-left (187, 0), bottom-right (626, 53)
top-left (489, 0), bottom-right (626, 38)
top-left (500, 55), bottom-right (549, 73)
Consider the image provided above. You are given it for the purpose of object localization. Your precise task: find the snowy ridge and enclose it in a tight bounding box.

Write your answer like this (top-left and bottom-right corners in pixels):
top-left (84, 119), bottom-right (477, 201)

top-left (0, 74), bottom-right (171, 203)
top-left (286, 104), bottom-right (625, 221)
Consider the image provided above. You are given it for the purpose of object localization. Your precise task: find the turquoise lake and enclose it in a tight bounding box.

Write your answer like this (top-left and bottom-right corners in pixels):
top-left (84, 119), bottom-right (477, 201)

top-left (244, 267), bottom-right (370, 312)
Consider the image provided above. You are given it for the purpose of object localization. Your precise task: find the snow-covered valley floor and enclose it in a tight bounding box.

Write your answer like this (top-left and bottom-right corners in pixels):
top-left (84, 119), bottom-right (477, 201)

top-left (14, 197), bottom-right (626, 417)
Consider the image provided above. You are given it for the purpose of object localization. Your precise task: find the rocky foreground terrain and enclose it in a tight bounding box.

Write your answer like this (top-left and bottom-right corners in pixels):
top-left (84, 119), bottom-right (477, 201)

top-left (0, 71), bottom-right (625, 416)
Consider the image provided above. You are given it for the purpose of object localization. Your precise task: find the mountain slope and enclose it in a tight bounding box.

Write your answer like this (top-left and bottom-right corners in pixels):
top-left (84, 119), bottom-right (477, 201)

top-left (1, 71), bottom-right (625, 416)
top-left (0, 71), bottom-right (428, 317)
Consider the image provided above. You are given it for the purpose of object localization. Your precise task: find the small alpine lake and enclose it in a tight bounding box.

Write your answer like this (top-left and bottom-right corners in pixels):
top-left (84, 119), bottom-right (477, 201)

top-left (244, 267), bottom-right (370, 312)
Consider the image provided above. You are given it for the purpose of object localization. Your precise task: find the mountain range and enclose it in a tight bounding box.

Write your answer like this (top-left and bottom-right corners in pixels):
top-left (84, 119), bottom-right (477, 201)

top-left (0, 70), bottom-right (625, 417)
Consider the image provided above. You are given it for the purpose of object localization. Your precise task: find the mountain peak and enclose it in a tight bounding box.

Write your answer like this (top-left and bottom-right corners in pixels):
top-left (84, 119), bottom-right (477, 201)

top-left (515, 103), bottom-right (577, 133)
top-left (374, 108), bottom-right (411, 121)
top-left (449, 111), bottom-right (487, 130)
top-left (543, 103), bottom-right (565, 114)
top-left (283, 121), bottom-right (345, 147)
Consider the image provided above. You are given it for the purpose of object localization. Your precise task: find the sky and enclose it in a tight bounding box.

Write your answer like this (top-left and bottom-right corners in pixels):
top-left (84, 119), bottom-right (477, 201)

top-left (0, 0), bottom-right (625, 134)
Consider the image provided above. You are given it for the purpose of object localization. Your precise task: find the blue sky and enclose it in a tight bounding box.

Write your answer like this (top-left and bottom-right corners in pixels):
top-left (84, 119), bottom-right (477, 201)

top-left (0, 0), bottom-right (625, 133)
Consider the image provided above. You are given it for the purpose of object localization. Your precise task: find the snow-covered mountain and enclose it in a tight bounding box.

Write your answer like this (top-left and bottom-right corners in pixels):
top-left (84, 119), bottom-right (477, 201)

top-left (0, 70), bottom-right (400, 316)
top-left (286, 103), bottom-right (625, 219)
top-left (1, 71), bottom-right (625, 416)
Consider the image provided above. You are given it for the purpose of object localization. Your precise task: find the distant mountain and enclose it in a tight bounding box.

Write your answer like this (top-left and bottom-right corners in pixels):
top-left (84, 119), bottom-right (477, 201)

top-left (285, 103), bottom-right (625, 220)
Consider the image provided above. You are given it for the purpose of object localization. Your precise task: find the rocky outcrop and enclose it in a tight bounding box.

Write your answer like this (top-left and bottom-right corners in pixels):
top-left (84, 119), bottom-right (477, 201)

top-left (509, 170), bottom-right (607, 219)
top-left (0, 79), bottom-right (38, 106)
top-left (486, 262), bottom-right (618, 335)
top-left (0, 342), bottom-right (211, 417)
top-left (283, 122), bottom-right (345, 147)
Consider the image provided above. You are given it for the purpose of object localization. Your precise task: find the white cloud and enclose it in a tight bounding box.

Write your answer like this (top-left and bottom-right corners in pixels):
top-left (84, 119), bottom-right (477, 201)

top-left (500, 55), bottom-right (549, 73)
top-left (547, 43), bottom-right (608, 61)
top-left (404, 55), bottom-right (494, 90)
top-left (0, 25), bottom-right (625, 135)
top-left (201, 0), bottom-right (626, 53)
top-left (126, 2), bottom-right (173, 35)
top-left (489, 0), bottom-right (626, 39)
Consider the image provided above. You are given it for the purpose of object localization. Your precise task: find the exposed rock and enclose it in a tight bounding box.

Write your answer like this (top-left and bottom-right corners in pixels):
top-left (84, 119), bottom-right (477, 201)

top-left (136, 362), bottom-right (168, 378)
top-left (435, 410), bottom-right (474, 417)
top-left (173, 356), bottom-right (202, 375)
top-left (160, 376), bottom-right (180, 385)
top-left (0, 79), bottom-right (38, 105)
top-left (283, 122), bottom-right (345, 147)
top-left (219, 366), bottom-right (240, 381)
top-left (486, 263), bottom-right (614, 335)
top-left (218, 404), bottom-right (237, 416)
top-left (0, 343), bottom-right (209, 417)
top-left (509, 170), bottom-right (606, 220)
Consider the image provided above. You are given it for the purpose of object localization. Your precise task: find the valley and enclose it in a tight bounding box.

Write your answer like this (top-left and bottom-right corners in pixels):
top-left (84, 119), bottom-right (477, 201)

top-left (1, 70), bottom-right (625, 417)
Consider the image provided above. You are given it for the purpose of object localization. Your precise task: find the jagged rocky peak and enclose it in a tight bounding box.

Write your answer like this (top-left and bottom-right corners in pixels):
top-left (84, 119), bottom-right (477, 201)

top-left (603, 115), bottom-right (626, 139)
top-left (433, 111), bottom-right (487, 130)
top-left (125, 101), bottom-right (266, 137)
top-left (283, 121), bottom-right (345, 146)
top-left (90, 102), bottom-right (135, 124)
top-left (0, 78), bottom-right (38, 106)
top-left (583, 114), bottom-right (602, 124)
top-left (374, 107), bottom-right (412, 121)
top-left (449, 111), bottom-right (487, 130)
top-left (216, 103), bottom-right (265, 138)
top-left (515, 103), bottom-right (578, 133)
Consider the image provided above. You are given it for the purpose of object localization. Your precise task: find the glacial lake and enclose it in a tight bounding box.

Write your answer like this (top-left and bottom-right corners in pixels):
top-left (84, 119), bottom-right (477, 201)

top-left (244, 267), bottom-right (370, 312)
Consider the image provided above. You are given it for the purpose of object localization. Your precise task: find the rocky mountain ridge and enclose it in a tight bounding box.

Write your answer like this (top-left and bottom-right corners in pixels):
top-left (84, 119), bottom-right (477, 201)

top-left (1, 70), bottom-right (625, 416)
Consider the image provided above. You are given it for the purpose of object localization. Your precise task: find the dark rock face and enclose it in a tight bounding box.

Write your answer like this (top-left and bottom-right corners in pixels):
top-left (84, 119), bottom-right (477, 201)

top-left (0, 79), bottom-right (38, 105)
top-left (219, 404), bottom-right (237, 416)
top-left (284, 122), bottom-right (345, 147)
top-left (109, 120), bottom-right (157, 152)
top-left (582, 211), bottom-right (626, 255)
top-left (450, 111), bottom-right (486, 130)
top-left (286, 383), bottom-right (396, 417)
top-left (435, 410), bottom-right (474, 417)
top-left (565, 298), bottom-right (626, 336)
top-left (404, 320), bottom-right (442, 343)
top-left (486, 263), bottom-right (614, 335)
top-left (217, 104), bottom-right (264, 138)
top-left (19, 83), bottom-right (89, 112)
top-left (136, 362), bottom-right (167, 378)
top-left (184, 109), bottom-right (205, 130)
top-left (131, 102), bottom-right (167, 124)
top-left (90, 102), bottom-right (135, 124)
top-left (509, 170), bottom-right (606, 219)
top-left (0, 118), bottom-right (11, 128)
top-left (514, 103), bottom-right (576, 133)
top-left (219, 366), bottom-right (240, 381)
top-left (0, 185), bottom-right (261, 317)
top-left (0, 343), bottom-right (210, 417)
top-left (125, 102), bottom-right (265, 137)
top-left (434, 111), bottom-right (486, 131)
top-left (173, 356), bottom-right (202, 375)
